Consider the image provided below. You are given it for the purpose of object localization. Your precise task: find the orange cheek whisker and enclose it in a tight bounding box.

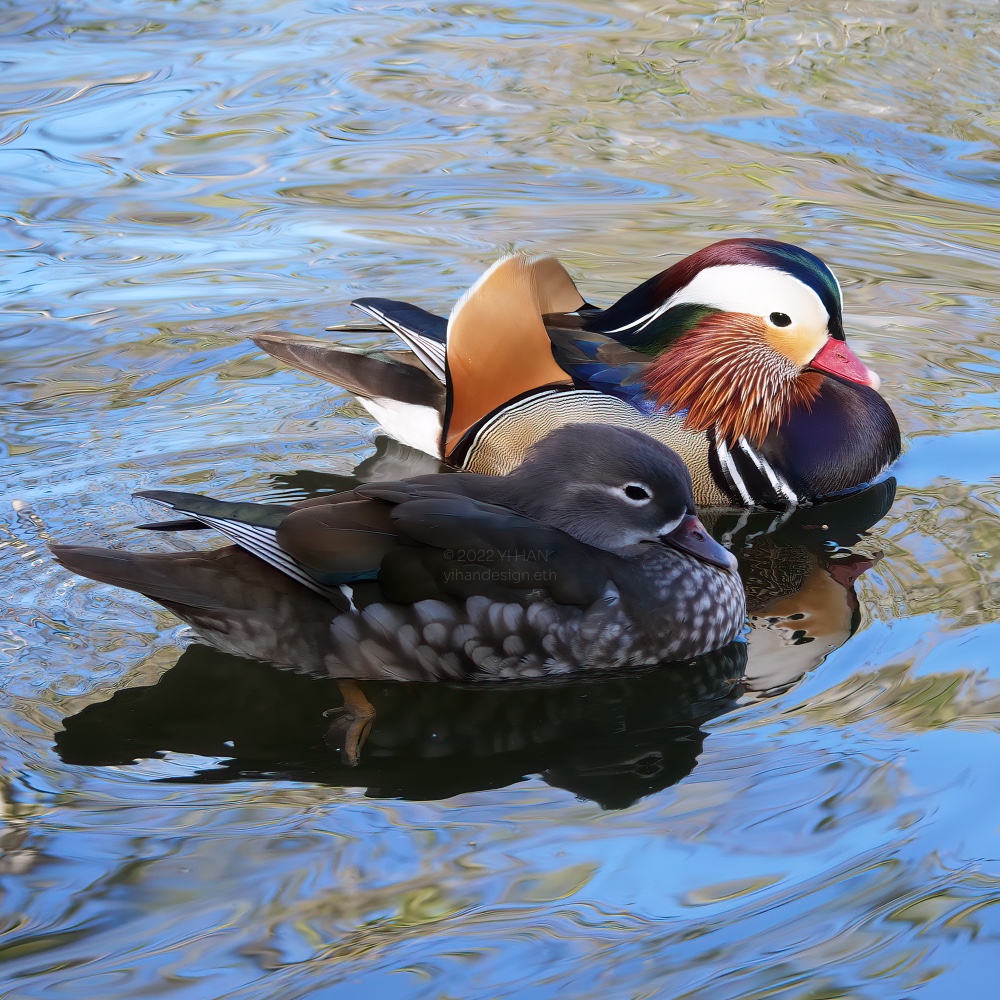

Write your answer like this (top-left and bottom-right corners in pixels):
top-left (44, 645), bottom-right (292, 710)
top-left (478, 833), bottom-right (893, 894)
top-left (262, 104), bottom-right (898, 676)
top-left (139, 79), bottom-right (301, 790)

top-left (643, 313), bottom-right (821, 447)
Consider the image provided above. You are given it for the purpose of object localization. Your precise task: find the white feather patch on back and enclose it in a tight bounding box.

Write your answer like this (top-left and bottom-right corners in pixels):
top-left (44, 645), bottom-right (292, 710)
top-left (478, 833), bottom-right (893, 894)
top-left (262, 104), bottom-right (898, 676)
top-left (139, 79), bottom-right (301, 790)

top-left (360, 396), bottom-right (443, 457)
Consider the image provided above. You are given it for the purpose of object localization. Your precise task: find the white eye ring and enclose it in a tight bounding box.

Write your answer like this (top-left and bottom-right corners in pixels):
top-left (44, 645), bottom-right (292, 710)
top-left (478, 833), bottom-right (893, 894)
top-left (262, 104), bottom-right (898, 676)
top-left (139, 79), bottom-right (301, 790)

top-left (612, 482), bottom-right (653, 505)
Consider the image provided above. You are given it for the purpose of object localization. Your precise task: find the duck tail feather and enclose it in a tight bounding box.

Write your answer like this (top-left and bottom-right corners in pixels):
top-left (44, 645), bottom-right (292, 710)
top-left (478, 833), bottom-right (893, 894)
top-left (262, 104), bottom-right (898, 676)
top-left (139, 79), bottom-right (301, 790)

top-left (252, 333), bottom-right (444, 408)
top-left (132, 492), bottom-right (344, 602)
top-left (251, 333), bottom-right (445, 456)
top-left (49, 543), bottom-right (233, 609)
top-left (49, 543), bottom-right (351, 616)
top-left (133, 491), bottom-right (293, 528)
top-left (135, 518), bottom-right (210, 532)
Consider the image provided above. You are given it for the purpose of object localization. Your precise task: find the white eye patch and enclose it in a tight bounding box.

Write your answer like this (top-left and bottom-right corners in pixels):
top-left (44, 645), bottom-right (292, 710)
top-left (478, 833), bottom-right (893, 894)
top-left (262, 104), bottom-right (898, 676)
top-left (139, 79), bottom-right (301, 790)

top-left (667, 264), bottom-right (831, 332)
top-left (605, 263), bottom-right (834, 337)
top-left (609, 482), bottom-right (653, 506)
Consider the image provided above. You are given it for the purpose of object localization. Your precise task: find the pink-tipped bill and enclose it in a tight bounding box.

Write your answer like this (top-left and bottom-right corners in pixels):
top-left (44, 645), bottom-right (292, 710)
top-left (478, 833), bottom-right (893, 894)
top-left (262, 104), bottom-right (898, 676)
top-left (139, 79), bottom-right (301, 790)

top-left (809, 338), bottom-right (881, 390)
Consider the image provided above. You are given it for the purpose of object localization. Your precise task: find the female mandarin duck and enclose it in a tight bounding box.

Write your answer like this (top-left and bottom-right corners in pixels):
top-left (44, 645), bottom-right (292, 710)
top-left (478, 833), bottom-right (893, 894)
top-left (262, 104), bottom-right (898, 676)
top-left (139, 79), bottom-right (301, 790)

top-left (255, 238), bottom-right (900, 508)
top-left (51, 426), bottom-right (746, 681)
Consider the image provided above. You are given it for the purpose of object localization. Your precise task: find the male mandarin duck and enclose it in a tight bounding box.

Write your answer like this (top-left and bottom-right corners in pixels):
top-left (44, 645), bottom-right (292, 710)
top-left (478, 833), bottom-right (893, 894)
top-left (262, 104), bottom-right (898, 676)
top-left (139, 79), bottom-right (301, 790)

top-left (254, 238), bottom-right (900, 508)
top-left (50, 425), bottom-right (746, 683)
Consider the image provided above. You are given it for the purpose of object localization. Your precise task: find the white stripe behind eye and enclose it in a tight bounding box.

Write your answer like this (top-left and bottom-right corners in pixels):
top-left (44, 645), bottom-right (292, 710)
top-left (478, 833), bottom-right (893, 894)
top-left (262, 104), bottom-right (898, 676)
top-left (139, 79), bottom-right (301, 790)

top-left (663, 265), bottom-right (829, 328)
top-left (605, 264), bottom-right (831, 336)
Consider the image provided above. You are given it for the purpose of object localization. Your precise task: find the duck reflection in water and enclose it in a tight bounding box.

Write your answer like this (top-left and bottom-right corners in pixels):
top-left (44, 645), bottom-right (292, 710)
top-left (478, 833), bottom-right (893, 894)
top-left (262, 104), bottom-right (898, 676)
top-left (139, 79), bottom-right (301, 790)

top-left (56, 643), bottom-right (747, 810)
top-left (707, 474), bottom-right (895, 698)
top-left (51, 434), bottom-right (894, 808)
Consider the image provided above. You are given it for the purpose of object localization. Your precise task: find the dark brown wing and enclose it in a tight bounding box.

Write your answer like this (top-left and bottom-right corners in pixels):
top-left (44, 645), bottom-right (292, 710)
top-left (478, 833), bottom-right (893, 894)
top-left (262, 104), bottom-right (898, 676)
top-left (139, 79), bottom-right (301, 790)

top-left (275, 490), bottom-right (613, 607)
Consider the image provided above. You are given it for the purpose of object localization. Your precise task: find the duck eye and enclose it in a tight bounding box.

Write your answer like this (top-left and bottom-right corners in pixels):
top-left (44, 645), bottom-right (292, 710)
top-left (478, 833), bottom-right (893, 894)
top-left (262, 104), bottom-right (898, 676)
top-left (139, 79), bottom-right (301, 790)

top-left (623, 483), bottom-right (651, 502)
top-left (769, 311), bottom-right (792, 327)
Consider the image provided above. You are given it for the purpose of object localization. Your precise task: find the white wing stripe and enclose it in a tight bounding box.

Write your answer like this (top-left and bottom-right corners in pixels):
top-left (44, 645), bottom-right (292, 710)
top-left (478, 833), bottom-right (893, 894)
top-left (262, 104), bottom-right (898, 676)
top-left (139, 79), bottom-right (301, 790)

top-left (361, 304), bottom-right (447, 382)
top-left (716, 438), bottom-right (753, 506)
top-left (138, 496), bottom-right (337, 594)
top-left (196, 515), bottom-right (342, 599)
top-left (736, 437), bottom-right (799, 505)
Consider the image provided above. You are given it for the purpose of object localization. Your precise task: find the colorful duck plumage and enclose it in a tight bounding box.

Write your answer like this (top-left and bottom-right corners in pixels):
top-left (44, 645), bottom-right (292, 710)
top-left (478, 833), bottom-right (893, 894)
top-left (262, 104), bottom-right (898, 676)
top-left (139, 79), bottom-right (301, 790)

top-left (255, 238), bottom-right (900, 508)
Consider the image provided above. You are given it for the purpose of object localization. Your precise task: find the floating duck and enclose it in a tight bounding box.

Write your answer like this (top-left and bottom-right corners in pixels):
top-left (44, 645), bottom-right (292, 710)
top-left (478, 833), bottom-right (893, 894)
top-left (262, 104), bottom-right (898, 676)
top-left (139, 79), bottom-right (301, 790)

top-left (51, 425), bottom-right (746, 683)
top-left (49, 434), bottom-right (895, 770)
top-left (255, 239), bottom-right (900, 507)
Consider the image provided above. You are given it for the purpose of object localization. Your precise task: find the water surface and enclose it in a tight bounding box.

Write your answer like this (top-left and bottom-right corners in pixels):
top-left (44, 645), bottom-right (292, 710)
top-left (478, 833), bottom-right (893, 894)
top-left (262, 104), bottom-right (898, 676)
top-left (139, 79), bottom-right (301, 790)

top-left (2, 1), bottom-right (999, 997)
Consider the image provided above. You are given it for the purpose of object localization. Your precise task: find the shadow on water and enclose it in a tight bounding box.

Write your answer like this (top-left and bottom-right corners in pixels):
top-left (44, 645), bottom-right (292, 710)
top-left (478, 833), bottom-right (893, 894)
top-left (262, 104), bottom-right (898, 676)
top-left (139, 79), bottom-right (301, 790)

top-left (55, 642), bottom-right (747, 810)
top-left (52, 441), bottom-right (896, 808)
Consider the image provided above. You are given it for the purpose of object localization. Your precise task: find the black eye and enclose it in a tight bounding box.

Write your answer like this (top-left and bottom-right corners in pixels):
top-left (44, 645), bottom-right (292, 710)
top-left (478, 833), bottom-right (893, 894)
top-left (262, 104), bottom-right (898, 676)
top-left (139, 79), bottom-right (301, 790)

top-left (624, 484), bottom-right (650, 501)
top-left (769, 312), bottom-right (792, 327)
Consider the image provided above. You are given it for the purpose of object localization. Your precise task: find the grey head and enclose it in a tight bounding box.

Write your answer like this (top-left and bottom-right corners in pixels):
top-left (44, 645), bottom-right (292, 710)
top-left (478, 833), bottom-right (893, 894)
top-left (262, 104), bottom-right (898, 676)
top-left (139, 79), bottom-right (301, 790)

top-left (498, 424), bottom-right (736, 570)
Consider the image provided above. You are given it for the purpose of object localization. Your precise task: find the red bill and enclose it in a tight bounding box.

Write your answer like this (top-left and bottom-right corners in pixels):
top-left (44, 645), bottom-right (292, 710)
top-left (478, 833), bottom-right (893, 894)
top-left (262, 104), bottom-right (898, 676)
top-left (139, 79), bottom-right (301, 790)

top-left (809, 338), bottom-right (880, 389)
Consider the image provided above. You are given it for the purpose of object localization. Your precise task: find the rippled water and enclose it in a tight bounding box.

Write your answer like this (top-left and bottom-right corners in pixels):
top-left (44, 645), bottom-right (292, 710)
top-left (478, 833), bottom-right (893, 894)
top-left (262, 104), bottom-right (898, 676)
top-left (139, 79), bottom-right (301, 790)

top-left (2, 1), bottom-right (999, 996)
